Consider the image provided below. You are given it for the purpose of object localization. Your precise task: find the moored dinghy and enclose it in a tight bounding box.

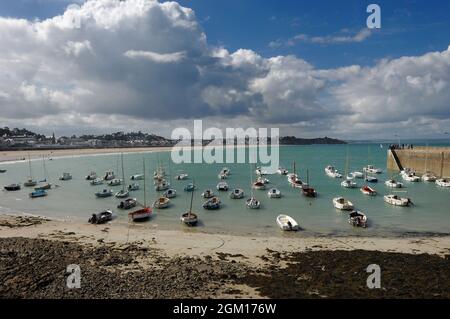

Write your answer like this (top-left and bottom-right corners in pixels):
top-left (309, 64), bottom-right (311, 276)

top-left (163, 188), bottom-right (177, 198)
top-left (29, 189), bottom-right (47, 198)
top-left (246, 197), bottom-right (260, 209)
top-left (333, 197), bottom-right (354, 210)
top-left (128, 183), bottom-right (139, 191)
top-left (85, 172), bottom-right (97, 180)
top-left (384, 194), bottom-right (412, 206)
top-left (277, 167), bottom-right (288, 175)
top-left (267, 188), bottom-right (281, 198)
top-left (107, 178), bottom-right (122, 186)
top-left (118, 198), bottom-right (137, 210)
top-left (276, 214), bottom-right (299, 231)
top-left (91, 178), bottom-right (103, 185)
top-left (130, 174), bottom-right (144, 181)
top-left (325, 165), bottom-right (342, 178)
top-left (203, 196), bottom-right (221, 210)
top-left (348, 211), bottom-right (368, 228)
top-left (229, 188), bottom-right (244, 199)
top-left (422, 172), bottom-right (436, 182)
top-left (216, 182), bottom-right (229, 191)
top-left (436, 178), bottom-right (450, 187)
top-left (350, 171), bottom-right (364, 179)
top-left (154, 196), bottom-right (170, 209)
top-left (184, 183), bottom-right (196, 192)
top-left (385, 179), bottom-right (403, 188)
top-left (341, 178), bottom-right (357, 188)
top-left (360, 185), bottom-right (377, 196)
top-left (95, 189), bottom-right (113, 198)
top-left (103, 171), bottom-right (115, 181)
top-left (201, 189), bottom-right (214, 198)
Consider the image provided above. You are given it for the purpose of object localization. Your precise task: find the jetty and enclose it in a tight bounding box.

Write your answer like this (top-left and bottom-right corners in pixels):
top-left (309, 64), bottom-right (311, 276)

top-left (387, 146), bottom-right (450, 177)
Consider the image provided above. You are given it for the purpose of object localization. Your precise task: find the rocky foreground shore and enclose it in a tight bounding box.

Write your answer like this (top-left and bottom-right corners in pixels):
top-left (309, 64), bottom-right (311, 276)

top-left (0, 236), bottom-right (449, 299)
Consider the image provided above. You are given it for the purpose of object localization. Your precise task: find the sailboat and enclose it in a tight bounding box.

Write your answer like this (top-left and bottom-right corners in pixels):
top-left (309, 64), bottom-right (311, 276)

top-left (128, 159), bottom-right (152, 222)
top-left (115, 153), bottom-right (129, 198)
top-left (301, 169), bottom-right (317, 197)
top-left (341, 148), bottom-right (357, 188)
top-left (24, 154), bottom-right (37, 187)
top-left (363, 146), bottom-right (382, 174)
top-left (288, 162), bottom-right (303, 188)
top-left (180, 179), bottom-right (198, 226)
top-left (35, 155), bottom-right (52, 190)
top-left (421, 145), bottom-right (436, 182)
top-left (247, 163), bottom-right (260, 209)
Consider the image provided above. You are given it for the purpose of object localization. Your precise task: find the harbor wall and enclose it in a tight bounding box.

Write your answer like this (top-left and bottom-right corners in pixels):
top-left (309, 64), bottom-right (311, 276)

top-left (387, 147), bottom-right (450, 177)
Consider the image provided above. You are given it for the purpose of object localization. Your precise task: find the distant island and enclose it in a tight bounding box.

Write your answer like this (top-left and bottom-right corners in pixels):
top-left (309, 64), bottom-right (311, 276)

top-left (0, 127), bottom-right (346, 151)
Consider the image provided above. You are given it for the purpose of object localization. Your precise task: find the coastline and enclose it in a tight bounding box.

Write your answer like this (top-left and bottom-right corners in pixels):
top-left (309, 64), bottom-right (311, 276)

top-left (0, 214), bottom-right (449, 298)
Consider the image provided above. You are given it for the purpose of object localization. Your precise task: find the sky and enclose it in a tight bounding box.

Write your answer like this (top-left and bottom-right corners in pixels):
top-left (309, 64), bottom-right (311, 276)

top-left (0, 0), bottom-right (449, 139)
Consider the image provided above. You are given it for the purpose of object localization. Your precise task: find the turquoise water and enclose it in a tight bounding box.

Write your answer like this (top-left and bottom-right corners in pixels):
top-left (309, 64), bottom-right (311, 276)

top-left (1, 144), bottom-right (449, 237)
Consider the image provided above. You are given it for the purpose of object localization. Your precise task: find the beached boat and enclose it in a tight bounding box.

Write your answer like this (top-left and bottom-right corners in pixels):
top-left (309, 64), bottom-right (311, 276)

top-left (29, 189), bottom-right (47, 198)
top-left (129, 159), bottom-right (152, 222)
top-left (85, 172), bottom-right (97, 180)
top-left (184, 183), bottom-right (196, 192)
top-left (301, 169), bottom-right (317, 198)
top-left (154, 196), bottom-right (170, 209)
top-left (363, 165), bottom-right (382, 174)
top-left (88, 210), bottom-right (113, 224)
top-left (333, 197), bottom-right (354, 210)
top-left (4, 184), bottom-right (21, 191)
top-left (385, 179), bottom-right (403, 188)
top-left (202, 189), bottom-right (214, 198)
top-left (360, 185), bottom-right (377, 196)
top-left (384, 194), bottom-right (412, 206)
top-left (229, 188), bottom-right (244, 199)
top-left (163, 188), bottom-right (177, 198)
top-left (103, 171), bottom-right (115, 180)
top-left (325, 165), bottom-right (342, 178)
top-left (348, 211), bottom-right (368, 228)
top-left (267, 188), bottom-right (281, 198)
top-left (246, 197), bottom-right (260, 209)
top-left (421, 172), bottom-right (436, 182)
top-left (276, 214), bottom-right (299, 231)
top-left (95, 189), bottom-right (113, 198)
top-left (436, 178), bottom-right (450, 187)
top-left (118, 198), bottom-right (137, 210)
top-left (128, 183), bottom-right (139, 191)
top-left (107, 178), bottom-right (122, 186)
top-left (277, 167), bottom-right (288, 175)
top-left (181, 182), bottom-right (198, 227)
top-left (91, 178), bottom-right (103, 186)
top-left (203, 196), bottom-right (221, 210)
top-left (217, 182), bottom-right (229, 191)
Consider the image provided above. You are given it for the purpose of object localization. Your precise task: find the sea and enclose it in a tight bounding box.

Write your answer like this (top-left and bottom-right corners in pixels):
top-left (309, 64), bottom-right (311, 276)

top-left (1, 141), bottom-right (449, 237)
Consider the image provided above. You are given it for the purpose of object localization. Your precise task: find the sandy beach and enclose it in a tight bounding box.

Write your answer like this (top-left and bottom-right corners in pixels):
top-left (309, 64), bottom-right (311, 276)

top-left (0, 214), bottom-right (449, 298)
top-left (0, 147), bottom-right (173, 163)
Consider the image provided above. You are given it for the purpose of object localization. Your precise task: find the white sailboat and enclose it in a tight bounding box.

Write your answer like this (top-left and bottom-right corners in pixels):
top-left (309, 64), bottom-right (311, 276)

top-left (421, 145), bottom-right (436, 182)
top-left (247, 163), bottom-right (260, 209)
top-left (115, 153), bottom-right (129, 198)
top-left (24, 154), bottom-right (37, 187)
top-left (341, 149), bottom-right (357, 188)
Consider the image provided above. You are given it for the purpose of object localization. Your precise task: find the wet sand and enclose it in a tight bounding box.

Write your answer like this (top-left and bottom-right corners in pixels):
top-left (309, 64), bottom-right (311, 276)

top-left (0, 215), bottom-right (449, 298)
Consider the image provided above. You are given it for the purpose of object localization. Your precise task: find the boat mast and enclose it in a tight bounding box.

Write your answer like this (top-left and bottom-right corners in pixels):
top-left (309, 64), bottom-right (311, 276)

top-left (188, 179), bottom-right (194, 217)
top-left (250, 163), bottom-right (254, 198)
top-left (424, 143), bottom-right (429, 173)
top-left (28, 153), bottom-right (33, 179)
top-left (306, 169), bottom-right (309, 185)
top-left (143, 158), bottom-right (147, 207)
top-left (121, 153), bottom-right (125, 192)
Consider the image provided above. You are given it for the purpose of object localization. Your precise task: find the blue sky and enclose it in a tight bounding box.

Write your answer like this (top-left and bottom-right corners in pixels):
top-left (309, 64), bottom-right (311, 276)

top-left (2, 0), bottom-right (450, 68)
top-left (0, 0), bottom-right (449, 139)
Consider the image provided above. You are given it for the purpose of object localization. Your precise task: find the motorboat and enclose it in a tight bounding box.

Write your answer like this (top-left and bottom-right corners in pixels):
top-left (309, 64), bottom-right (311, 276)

top-left (325, 165), bottom-right (342, 178)
top-left (276, 214), bottom-right (299, 231)
top-left (348, 211), bottom-right (368, 228)
top-left (4, 184), bottom-right (21, 191)
top-left (277, 167), bottom-right (288, 175)
top-left (384, 194), bottom-right (412, 206)
top-left (436, 178), bottom-right (450, 187)
top-left (115, 189), bottom-right (129, 198)
top-left (333, 197), bottom-right (354, 210)
top-left (85, 172), bottom-right (97, 180)
top-left (363, 165), bottom-right (382, 174)
top-left (29, 189), bottom-right (47, 198)
top-left (421, 172), bottom-right (436, 182)
top-left (229, 188), bottom-right (244, 199)
top-left (130, 174), bottom-right (144, 181)
top-left (95, 189), bottom-right (113, 198)
top-left (402, 172), bottom-right (420, 182)
top-left (216, 182), bottom-right (229, 191)
top-left (341, 178), bottom-right (357, 188)
top-left (154, 196), bottom-right (170, 209)
top-left (103, 171), bottom-right (115, 180)
top-left (163, 188), bottom-right (177, 198)
top-left (117, 198), bottom-right (137, 210)
top-left (90, 178), bottom-right (103, 186)
top-left (202, 189), bottom-right (214, 198)
top-left (360, 185), bottom-right (377, 196)
top-left (267, 188), bottom-right (281, 198)
top-left (107, 178), bottom-right (122, 186)
top-left (385, 179), bottom-right (403, 188)
top-left (365, 175), bottom-right (378, 183)
top-left (155, 180), bottom-right (170, 191)
top-left (184, 183), bottom-right (196, 192)
top-left (203, 196), bottom-right (221, 210)
top-left (246, 197), bottom-right (260, 209)
top-left (88, 210), bottom-right (113, 224)
top-left (350, 171), bottom-right (364, 179)
top-left (24, 178), bottom-right (37, 187)
top-left (175, 173), bottom-right (188, 180)
top-left (128, 183), bottom-right (139, 191)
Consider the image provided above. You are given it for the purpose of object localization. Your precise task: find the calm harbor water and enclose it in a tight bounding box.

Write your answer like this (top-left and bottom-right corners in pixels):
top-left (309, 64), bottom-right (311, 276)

top-left (1, 143), bottom-right (449, 237)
